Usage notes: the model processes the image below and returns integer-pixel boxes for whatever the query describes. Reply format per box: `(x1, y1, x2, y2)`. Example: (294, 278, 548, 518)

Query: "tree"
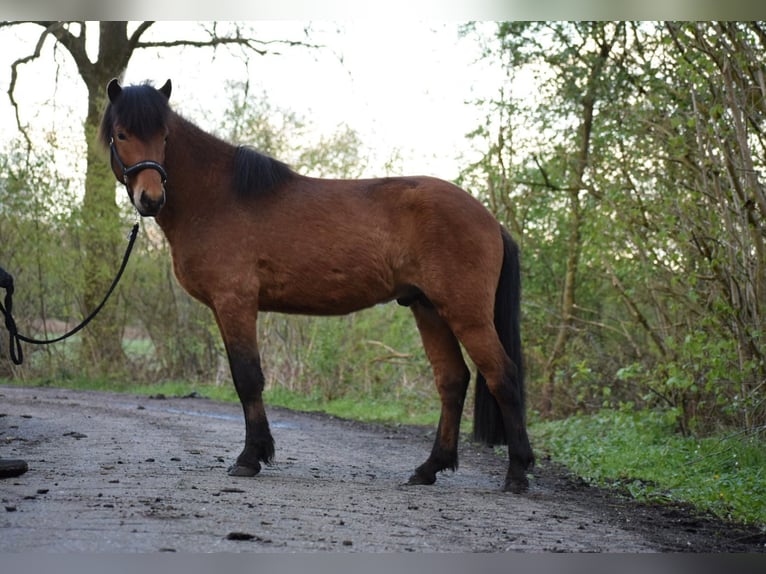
(464, 21, 766, 433)
(535, 22, 623, 417)
(223, 82, 369, 178)
(3, 21, 311, 373)
(464, 22, 626, 417)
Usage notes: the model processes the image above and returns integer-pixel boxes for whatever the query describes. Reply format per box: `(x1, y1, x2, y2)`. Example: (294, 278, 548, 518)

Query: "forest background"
(1, 22, 764, 525)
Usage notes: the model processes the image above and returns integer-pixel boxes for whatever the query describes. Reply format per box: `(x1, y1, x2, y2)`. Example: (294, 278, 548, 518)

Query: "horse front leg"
(226, 345, 275, 476)
(213, 301, 275, 477)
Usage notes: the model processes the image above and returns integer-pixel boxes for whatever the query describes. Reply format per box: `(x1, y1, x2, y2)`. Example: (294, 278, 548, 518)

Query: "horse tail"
(473, 227, 524, 446)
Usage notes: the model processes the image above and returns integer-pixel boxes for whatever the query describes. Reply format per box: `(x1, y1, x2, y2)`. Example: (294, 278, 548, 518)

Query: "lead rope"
(0, 223, 140, 365)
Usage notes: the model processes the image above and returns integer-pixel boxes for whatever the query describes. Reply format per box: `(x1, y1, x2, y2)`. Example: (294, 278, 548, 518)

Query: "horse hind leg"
(455, 322, 534, 493)
(407, 300, 471, 486)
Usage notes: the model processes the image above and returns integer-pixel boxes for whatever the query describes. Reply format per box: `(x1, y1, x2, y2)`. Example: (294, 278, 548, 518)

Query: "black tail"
(473, 227, 525, 446)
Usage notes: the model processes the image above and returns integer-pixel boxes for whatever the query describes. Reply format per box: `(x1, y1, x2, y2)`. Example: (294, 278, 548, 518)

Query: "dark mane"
(99, 82, 171, 146)
(234, 145, 296, 196)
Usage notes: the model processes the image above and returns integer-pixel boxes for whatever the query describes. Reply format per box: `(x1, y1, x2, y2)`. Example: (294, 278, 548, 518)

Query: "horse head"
(102, 78, 172, 217)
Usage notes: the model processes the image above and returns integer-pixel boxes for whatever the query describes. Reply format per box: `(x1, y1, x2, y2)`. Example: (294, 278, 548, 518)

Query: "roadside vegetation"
(532, 408, 766, 526)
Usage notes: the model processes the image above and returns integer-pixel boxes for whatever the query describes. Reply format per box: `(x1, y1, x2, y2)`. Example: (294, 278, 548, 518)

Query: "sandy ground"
(1, 385, 763, 553)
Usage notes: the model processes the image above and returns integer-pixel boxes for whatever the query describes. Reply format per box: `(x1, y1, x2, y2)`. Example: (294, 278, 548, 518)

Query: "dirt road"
(1, 385, 763, 552)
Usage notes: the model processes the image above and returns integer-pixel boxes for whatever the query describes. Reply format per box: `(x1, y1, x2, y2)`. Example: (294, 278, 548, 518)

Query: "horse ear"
(107, 78, 122, 103)
(159, 79, 172, 100)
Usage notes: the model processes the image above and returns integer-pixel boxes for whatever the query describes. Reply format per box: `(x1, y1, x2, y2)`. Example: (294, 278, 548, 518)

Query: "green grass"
(1, 376, 236, 403)
(530, 409, 766, 527)
(265, 385, 441, 426)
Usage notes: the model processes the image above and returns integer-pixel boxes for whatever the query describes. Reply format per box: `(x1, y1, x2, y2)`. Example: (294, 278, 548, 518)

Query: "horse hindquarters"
(404, 221, 532, 492)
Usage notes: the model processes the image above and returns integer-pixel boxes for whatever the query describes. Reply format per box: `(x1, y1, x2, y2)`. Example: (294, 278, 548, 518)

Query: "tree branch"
(135, 22, 320, 58)
(44, 21, 89, 71)
(7, 22, 65, 154)
(532, 154, 562, 191)
(128, 21, 155, 50)
(136, 36, 315, 56)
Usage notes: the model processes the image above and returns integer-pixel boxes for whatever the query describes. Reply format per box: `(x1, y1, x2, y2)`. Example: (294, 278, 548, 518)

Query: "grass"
(530, 408, 766, 527)
(3, 375, 763, 527)
(266, 385, 441, 426)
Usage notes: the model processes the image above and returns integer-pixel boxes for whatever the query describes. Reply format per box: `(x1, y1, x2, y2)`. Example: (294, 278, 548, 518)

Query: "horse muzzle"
(132, 186, 166, 217)
(111, 139, 168, 217)
(123, 161, 168, 216)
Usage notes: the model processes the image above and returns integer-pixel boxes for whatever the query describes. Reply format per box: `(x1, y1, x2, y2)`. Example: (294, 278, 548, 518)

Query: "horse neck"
(156, 113, 235, 234)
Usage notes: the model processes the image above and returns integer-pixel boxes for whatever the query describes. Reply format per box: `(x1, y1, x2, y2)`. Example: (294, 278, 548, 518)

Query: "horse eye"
(116, 132, 127, 141)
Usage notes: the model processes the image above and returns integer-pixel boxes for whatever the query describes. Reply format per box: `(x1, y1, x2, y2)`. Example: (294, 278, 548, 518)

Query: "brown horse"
(100, 79, 534, 492)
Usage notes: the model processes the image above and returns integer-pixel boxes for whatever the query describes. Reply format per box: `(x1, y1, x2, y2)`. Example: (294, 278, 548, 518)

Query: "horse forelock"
(99, 83, 171, 147)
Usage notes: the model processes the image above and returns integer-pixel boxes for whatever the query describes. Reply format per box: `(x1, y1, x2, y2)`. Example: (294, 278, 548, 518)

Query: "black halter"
(110, 138, 168, 186)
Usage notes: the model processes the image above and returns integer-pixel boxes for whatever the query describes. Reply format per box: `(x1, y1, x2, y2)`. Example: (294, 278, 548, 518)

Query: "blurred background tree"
(460, 21, 765, 434)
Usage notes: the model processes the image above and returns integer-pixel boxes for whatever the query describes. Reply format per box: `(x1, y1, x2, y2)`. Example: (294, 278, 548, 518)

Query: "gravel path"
(1, 385, 763, 552)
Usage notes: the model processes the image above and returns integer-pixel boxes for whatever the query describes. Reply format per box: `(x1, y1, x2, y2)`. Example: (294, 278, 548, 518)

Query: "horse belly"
(256, 258, 396, 316)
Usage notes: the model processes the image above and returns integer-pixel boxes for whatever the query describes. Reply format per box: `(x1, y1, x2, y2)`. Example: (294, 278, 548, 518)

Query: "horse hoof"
(227, 463, 260, 477)
(503, 475, 529, 494)
(406, 471, 436, 486)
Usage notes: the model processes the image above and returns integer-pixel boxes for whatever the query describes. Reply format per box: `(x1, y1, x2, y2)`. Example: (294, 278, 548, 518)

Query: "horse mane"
(98, 82, 171, 147)
(233, 145, 296, 197)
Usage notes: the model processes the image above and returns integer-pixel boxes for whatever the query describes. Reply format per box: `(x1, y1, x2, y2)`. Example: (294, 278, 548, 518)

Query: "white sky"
(0, 21, 502, 182)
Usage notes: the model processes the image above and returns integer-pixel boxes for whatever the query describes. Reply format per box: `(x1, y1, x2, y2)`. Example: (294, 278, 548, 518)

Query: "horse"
(100, 78, 534, 493)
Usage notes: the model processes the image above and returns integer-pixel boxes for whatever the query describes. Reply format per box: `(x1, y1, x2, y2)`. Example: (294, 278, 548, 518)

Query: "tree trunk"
(78, 83, 126, 371)
(541, 190, 582, 416)
(74, 23, 135, 372)
(540, 25, 617, 417)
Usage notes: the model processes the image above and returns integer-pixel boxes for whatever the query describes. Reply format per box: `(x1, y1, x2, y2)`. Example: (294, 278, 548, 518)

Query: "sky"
(0, 21, 502, 183)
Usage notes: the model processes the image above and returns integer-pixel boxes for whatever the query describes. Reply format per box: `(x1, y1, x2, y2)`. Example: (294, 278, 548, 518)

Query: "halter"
(110, 138, 168, 186)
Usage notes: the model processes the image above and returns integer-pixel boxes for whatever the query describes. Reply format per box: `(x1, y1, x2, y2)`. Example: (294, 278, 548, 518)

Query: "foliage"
(0, 141, 85, 378)
(460, 22, 766, 435)
(532, 408, 766, 526)
(259, 305, 433, 402)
